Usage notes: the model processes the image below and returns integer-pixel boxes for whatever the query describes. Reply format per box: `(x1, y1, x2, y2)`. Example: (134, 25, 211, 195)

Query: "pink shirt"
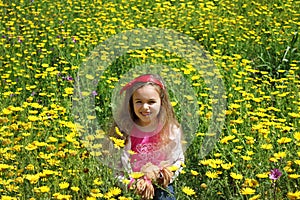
(130, 125, 166, 171)
(121, 124, 185, 178)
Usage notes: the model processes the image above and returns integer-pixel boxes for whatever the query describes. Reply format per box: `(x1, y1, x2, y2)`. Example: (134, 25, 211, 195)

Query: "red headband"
(120, 74, 165, 94)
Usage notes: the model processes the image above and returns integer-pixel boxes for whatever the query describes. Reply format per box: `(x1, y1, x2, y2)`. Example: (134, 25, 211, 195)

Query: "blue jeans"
(153, 184, 176, 200)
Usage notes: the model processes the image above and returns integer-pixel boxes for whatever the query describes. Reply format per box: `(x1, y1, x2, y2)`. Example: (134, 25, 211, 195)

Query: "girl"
(112, 74, 184, 200)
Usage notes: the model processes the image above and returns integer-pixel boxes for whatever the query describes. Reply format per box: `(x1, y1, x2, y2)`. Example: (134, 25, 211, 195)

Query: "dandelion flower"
(288, 174, 300, 179)
(205, 171, 219, 179)
(249, 194, 261, 200)
(129, 172, 144, 179)
(182, 186, 196, 196)
(287, 191, 300, 199)
(277, 137, 292, 144)
(115, 126, 123, 137)
(110, 137, 125, 149)
(109, 187, 121, 196)
(191, 170, 199, 176)
(230, 172, 243, 180)
(93, 178, 103, 185)
(256, 173, 269, 179)
(240, 187, 256, 195)
(71, 186, 80, 192)
(59, 182, 69, 189)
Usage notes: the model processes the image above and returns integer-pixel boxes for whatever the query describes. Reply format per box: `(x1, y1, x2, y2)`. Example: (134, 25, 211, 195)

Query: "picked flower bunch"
(127, 162, 176, 200)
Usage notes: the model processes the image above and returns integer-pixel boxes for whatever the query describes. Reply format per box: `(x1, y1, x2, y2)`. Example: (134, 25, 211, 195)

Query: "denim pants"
(153, 184, 176, 200)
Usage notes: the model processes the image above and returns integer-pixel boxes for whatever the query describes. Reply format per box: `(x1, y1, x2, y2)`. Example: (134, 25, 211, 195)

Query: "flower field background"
(0, 0, 300, 199)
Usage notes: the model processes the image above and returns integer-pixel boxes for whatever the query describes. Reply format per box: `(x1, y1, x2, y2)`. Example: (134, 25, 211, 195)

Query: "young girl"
(112, 74, 184, 200)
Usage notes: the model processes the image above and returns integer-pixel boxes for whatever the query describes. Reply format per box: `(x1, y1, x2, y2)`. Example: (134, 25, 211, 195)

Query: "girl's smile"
(132, 85, 161, 127)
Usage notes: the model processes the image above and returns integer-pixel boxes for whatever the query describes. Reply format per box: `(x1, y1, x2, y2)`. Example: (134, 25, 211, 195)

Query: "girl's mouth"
(141, 112, 151, 116)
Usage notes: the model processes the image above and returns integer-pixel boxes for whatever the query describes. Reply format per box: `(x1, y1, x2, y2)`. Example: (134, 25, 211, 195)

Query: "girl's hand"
(130, 176, 155, 200)
(158, 167, 174, 188)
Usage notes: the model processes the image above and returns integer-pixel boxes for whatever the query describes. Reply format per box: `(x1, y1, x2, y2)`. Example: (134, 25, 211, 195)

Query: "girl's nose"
(142, 103, 149, 109)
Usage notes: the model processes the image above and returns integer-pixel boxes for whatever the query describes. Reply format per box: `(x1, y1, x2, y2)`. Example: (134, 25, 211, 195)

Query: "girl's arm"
(114, 138, 133, 186)
(167, 124, 185, 182)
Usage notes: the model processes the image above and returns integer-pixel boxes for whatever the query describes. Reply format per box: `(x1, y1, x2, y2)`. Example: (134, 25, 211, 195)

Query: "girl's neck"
(135, 118, 159, 132)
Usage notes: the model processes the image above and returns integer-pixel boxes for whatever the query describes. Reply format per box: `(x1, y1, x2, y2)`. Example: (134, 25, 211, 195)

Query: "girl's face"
(132, 84, 161, 127)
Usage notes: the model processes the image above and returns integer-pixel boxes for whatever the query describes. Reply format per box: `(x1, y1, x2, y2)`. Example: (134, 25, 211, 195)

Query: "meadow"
(0, 0, 300, 199)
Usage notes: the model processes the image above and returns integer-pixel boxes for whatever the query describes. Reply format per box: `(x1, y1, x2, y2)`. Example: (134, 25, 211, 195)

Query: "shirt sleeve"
(111, 137, 132, 182)
(121, 138, 133, 174)
(167, 124, 185, 181)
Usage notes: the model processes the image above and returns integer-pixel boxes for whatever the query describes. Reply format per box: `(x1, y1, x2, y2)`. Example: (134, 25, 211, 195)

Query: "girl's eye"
(148, 101, 156, 104)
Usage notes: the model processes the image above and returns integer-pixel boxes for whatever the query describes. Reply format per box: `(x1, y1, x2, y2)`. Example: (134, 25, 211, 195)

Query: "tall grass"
(0, 0, 299, 199)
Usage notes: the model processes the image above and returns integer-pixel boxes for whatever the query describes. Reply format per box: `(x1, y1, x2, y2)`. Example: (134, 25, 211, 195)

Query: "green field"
(0, 0, 299, 199)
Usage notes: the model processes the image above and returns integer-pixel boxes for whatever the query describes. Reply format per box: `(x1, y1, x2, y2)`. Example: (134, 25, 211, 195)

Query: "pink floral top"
(121, 123, 184, 180)
(130, 125, 166, 172)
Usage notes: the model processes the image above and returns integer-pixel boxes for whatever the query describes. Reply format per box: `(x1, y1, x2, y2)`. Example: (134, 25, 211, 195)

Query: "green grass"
(0, 0, 299, 199)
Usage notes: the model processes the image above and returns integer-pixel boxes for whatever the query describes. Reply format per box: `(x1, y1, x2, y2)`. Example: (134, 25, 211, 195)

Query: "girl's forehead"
(132, 85, 160, 98)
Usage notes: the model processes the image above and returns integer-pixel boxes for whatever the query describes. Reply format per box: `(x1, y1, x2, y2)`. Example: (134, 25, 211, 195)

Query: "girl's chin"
(137, 120, 151, 126)
(136, 117, 155, 126)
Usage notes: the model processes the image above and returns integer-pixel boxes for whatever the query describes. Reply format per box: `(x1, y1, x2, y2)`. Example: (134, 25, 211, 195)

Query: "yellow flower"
(115, 126, 123, 137)
(230, 172, 243, 180)
(46, 136, 58, 143)
(277, 137, 292, 144)
(274, 152, 286, 159)
(118, 197, 133, 200)
(294, 132, 300, 141)
(64, 87, 74, 95)
(25, 143, 38, 151)
(288, 112, 300, 118)
(25, 164, 35, 171)
(86, 197, 97, 200)
(55, 194, 72, 200)
(288, 174, 300, 179)
(129, 172, 144, 179)
(127, 150, 137, 155)
(93, 178, 103, 185)
(28, 115, 39, 122)
(260, 144, 273, 150)
(59, 182, 69, 189)
(122, 179, 131, 185)
(34, 186, 50, 193)
(168, 165, 179, 172)
(220, 135, 235, 144)
(249, 194, 261, 200)
(241, 155, 252, 161)
(221, 162, 235, 170)
(256, 173, 269, 178)
(1, 196, 18, 200)
(205, 171, 219, 179)
(182, 186, 196, 196)
(108, 187, 121, 196)
(287, 191, 300, 199)
(191, 170, 199, 176)
(71, 186, 80, 192)
(240, 187, 256, 195)
(0, 164, 14, 170)
(90, 188, 103, 197)
(109, 137, 125, 149)
(243, 178, 259, 187)
(171, 101, 177, 106)
(87, 115, 96, 120)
